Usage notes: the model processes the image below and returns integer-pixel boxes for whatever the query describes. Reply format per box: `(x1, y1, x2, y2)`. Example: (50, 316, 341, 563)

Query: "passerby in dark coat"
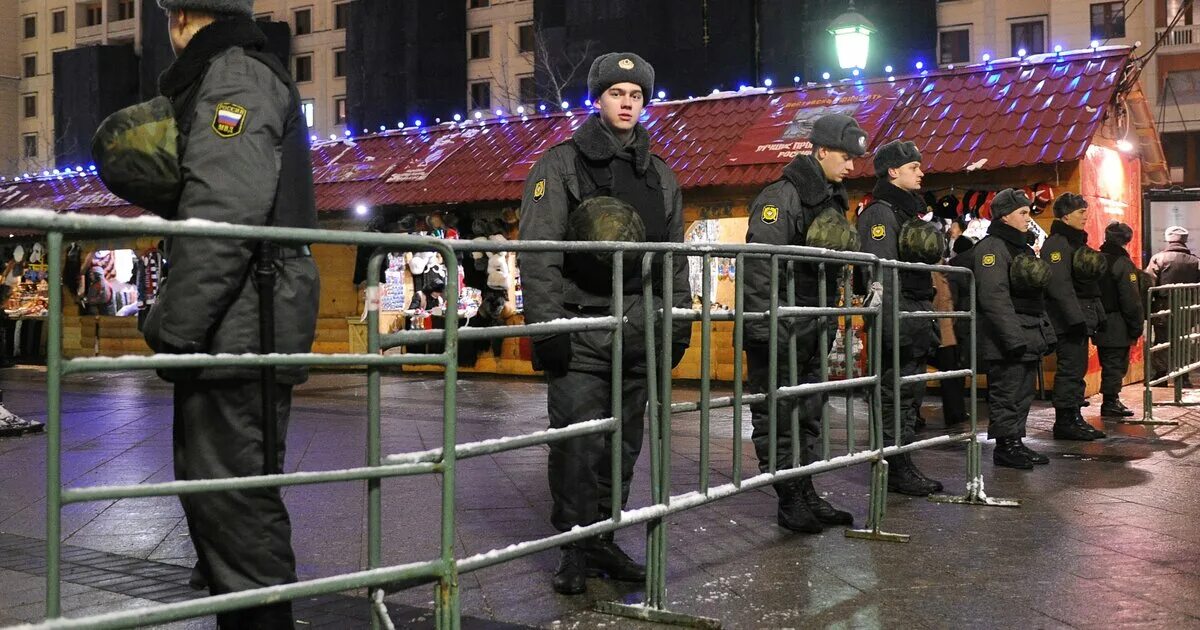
(518, 52, 691, 596)
(1145, 226, 1200, 383)
(855, 140, 944, 496)
(972, 189, 1057, 470)
(743, 114, 866, 534)
(1094, 222, 1143, 417)
(1040, 193, 1107, 441)
(138, 3, 320, 627)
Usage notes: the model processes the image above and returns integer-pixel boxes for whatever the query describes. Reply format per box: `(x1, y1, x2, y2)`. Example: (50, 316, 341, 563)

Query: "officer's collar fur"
(871, 179, 923, 219)
(987, 219, 1033, 250)
(1164, 242, 1193, 254)
(1050, 219, 1088, 246)
(782, 154, 848, 208)
(572, 114, 652, 175)
(1101, 240, 1130, 258)
(159, 17, 268, 98)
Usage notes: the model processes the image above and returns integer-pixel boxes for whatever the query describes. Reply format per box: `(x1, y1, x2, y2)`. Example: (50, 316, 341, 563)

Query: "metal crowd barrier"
(2, 208, 1009, 630)
(1141, 282, 1200, 425)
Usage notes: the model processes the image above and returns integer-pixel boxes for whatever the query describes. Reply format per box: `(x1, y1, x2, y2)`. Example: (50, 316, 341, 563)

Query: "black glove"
(670, 343, 688, 369)
(533, 334, 572, 374)
(1067, 322, 1088, 338)
(1006, 343, 1028, 359)
(1128, 325, 1143, 340)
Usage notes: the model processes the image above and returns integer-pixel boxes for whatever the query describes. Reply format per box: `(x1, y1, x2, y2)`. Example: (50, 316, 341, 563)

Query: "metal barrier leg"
(846, 457, 910, 543)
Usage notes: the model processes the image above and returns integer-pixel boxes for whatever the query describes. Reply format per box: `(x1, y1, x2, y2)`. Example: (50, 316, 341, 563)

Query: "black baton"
(256, 243, 279, 476)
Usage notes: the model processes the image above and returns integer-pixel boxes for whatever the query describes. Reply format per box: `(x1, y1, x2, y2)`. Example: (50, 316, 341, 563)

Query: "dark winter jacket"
(142, 18, 320, 384)
(743, 154, 852, 346)
(973, 221, 1056, 362)
(518, 114, 690, 372)
(1041, 220, 1106, 337)
(856, 179, 937, 352)
(1094, 241, 1144, 347)
(1145, 242, 1200, 287)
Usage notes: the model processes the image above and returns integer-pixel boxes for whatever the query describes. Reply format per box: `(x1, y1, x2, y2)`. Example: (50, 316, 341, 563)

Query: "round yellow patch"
(871, 224, 885, 240)
(1130, 272, 1138, 282)
(761, 205, 779, 224)
(981, 254, 996, 267)
(533, 179, 546, 202)
(1049, 251, 1062, 263)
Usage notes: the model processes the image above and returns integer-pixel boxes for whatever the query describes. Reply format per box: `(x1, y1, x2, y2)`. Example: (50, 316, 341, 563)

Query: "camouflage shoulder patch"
(870, 224, 885, 240)
(981, 253, 996, 268)
(212, 102, 247, 138)
(761, 204, 779, 224)
(532, 178, 546, 202)
(1049, 251, 1062, 263)
(1130, 272, 1138, 283)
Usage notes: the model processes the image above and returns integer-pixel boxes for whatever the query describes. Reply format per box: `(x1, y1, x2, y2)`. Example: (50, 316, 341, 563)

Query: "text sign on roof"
(725, 83, 902, 166)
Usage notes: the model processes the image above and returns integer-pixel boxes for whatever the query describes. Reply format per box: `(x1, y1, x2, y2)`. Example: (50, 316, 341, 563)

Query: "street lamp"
(828, 0, 876, 70)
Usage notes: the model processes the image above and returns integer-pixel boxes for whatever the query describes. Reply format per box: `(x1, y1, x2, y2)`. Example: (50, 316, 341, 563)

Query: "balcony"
(108, 17, 135, 37)
(1156, 24, 1200, 52)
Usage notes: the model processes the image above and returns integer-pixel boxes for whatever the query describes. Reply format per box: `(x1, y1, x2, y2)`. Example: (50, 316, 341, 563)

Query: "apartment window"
(334, 2, 350, 29)
(24, 15, 36, 38)
(470, 30, 491, 59)
(519, 76, 536, 105)
(469, 0, 490, 8)
(23, 94, 37, 118)
(938, 28, 970, 65)
(334, 49, 346, 77)
(1011, 19, 1045, 55)
(470, 81, 491, 110)
(294, 54, 312, 82)
(255, 12, 273, 21)
(518, 23, 535, 53)
(334, 97, 347, 125)
(23, 55, 36, 78)
(294, 8, 312, 35)
(115, 0, 134, 21)
(1091, 2, 1125, 40)
(23, 134, 38, 159)
(84, 3, 103, 27)
(52, 10, 66, 33)
(301, 100, 314, 127)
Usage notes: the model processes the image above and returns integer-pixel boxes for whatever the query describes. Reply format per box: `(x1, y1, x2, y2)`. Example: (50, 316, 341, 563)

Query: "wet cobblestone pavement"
(1, 367, 1198, 628)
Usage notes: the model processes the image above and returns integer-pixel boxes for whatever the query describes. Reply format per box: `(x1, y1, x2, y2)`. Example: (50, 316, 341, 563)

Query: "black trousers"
(881, 347, 929, 446)
(547, 369, 648, 532)
(174, 379, 296, 629)
(935, 345, 968, 424)
(985, 359, 1038, 439)
(1097, 345, 1131, 398)
(1052, 333, 1088, 410)
(746, 339, 826, 473)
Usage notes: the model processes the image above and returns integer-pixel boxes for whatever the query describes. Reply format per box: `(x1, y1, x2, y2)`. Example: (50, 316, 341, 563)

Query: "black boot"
(1075, 409, 1107, 439)
(886, 455, 940, 496)
(552, 545, 587, 595)
(1081, 399, 1091, 407)
(1016, 439, 1049, 465)
(1101, 397, 1135, 418)
(775, 480, 823, 534)
(798, 476, 852, 526)
(1053, 407, 1095, 441)
(584, 534, 645, 582)
(906, 453, 944, 492)
(993, 437, 1034, 469)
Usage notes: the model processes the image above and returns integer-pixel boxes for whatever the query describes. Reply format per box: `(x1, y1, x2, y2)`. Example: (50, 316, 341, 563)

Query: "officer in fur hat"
(1094, 222, 1143, 416)
(742, 113, 866, 534)
(972, 189, 1057, 469)
(108, 1, 322, 625)
(856, 140, 945, 496)
(518, 51, 691, 595)
(1145, 226, 1200, 383)
(1040, 193, 1108, 441)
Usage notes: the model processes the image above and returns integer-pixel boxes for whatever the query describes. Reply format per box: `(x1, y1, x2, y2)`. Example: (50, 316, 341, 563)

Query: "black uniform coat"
(1094, 240, 1145, 348)
(1041, 220, 1106, 337)
(973, 221, 1056, 362)
(743, 154, 849, 348)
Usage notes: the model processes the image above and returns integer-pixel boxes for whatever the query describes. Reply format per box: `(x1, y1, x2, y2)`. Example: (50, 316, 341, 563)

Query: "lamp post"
(828, 0, 876, 70)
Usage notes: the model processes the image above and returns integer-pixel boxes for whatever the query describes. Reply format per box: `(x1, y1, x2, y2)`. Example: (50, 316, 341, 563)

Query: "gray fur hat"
(157, 0, 254, 17)
(873, 140, 921, 176)
(990, 188, 1033, 219)
(1104, 222, 1133, 246)
(809, 114, 869, 157)
(588, 52, 655, 100)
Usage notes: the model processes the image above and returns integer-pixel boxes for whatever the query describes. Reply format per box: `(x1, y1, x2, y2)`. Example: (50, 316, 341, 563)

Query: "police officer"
(1040, 193, 1107, 441)
(856, 140, 944, 496)
(1145, 226, 1200, 383)
(973, 190, 1057, 469)
(743, 114, 865, 533)
(142, 2, 320, 626)
(1094, 222, 1143, 416)
(518, 52, 691, 595)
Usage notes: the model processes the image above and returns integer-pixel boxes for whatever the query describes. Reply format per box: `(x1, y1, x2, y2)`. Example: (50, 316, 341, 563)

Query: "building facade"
(465, 0, 535, 115)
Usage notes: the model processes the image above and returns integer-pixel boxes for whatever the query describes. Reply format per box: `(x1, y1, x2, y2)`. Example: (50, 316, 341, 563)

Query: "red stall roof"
(0, 46, 1156, 217)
